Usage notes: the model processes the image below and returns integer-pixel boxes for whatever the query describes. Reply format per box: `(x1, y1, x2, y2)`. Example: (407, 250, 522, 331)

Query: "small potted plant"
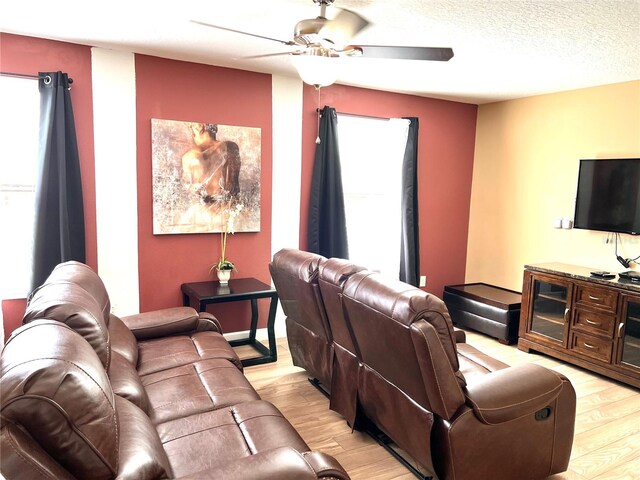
(215, 259, 235, 285)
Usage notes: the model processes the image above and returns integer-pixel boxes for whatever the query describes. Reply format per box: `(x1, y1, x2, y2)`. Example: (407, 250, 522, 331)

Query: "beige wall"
(467, 81, 640, 292)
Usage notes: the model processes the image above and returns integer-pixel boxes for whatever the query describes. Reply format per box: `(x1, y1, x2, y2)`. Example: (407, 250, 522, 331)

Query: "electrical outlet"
(419, 275, 426, 287)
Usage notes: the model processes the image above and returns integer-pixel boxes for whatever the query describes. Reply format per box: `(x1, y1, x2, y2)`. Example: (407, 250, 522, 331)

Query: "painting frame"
(151, 118, 261, 235)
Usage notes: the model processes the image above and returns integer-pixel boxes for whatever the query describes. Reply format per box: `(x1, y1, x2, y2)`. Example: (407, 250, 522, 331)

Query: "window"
(337, 115, 409, 277)
(0, 76, 39, 298)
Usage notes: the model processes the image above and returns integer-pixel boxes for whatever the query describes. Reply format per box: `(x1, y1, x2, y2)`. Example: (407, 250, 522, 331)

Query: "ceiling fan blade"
(354, 45, 454, 61)
(243, 51, 301, 59)
(191, 20, 295, 46)
(320, 8, 370, 47)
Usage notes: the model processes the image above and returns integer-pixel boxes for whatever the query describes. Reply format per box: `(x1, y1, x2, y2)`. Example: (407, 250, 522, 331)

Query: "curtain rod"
(316, 108, 390, 121)
(0, 71, 74, 84)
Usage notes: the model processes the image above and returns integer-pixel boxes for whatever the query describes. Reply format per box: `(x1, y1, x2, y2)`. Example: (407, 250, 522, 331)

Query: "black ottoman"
(443, 283, 522, 345)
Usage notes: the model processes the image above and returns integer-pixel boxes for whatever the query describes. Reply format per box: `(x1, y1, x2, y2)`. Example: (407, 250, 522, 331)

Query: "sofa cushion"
(177, 447, 349, 480)
(141, 359, 260, 424)
(457, 343, 509, 383)
(108, 314, 139, 366)
(23, 281, 112, 370)
(115, 395, 173, 480)
(156, 400, 309, 478)
(109, 350, 151, 414)
(136, 331, 242, 375)
(1, 321, 118, 480)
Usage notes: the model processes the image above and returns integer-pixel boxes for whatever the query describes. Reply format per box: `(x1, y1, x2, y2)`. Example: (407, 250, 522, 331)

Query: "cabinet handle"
(564, 308, 569, 322)
(583, 342, 597, 349)
(588, 294, 601, 301)
(585, 319, 600, 326)
(618, 323, 625, 338)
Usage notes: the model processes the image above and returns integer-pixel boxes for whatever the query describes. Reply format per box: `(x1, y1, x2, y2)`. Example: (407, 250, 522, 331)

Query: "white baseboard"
(224, 328, 268, 342)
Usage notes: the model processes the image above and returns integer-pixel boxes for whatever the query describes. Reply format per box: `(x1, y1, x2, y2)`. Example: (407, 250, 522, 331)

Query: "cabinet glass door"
(620, 299, 640, 370)
(529, 278, 569, 344)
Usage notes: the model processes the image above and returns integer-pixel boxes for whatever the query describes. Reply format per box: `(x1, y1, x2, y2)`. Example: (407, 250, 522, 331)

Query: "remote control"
(590, 271, 616, 279)
(619, 271, 640, 282)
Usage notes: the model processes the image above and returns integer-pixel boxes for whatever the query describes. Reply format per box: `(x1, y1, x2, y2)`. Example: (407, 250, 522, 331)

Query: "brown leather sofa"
(271, 249, 576, 480)
(1, 261, 350, 480)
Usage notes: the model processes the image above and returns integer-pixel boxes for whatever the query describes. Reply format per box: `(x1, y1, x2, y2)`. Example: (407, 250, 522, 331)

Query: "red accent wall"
(1, 33, 97, 340)
(300, 84, 477, 297)
(2, 299, 27, 343)
(1, 33, 474, 337)
(134, 55, 273, 331)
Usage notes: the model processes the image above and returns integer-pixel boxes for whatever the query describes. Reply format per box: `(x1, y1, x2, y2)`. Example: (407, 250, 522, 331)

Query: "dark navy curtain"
(399, 117, 420, 286)
(307, 106, 349, 259)
(31, 72, 85, 290)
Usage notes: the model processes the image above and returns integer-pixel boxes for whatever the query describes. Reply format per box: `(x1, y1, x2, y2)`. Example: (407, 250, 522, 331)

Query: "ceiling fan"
(192, 0, 453, 85)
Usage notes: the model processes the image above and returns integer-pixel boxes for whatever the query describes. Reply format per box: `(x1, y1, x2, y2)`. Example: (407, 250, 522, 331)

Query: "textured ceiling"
(1, 0, 639, 104)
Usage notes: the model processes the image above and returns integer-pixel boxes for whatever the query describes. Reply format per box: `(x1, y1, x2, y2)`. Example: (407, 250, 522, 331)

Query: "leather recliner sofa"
(341, 270, 576, 480)
(270, 249, 576, 480)
(0, 261, 350, 480)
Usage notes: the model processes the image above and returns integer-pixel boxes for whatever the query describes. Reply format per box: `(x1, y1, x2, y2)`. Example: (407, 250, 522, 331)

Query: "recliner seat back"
(317, 258, 365, 426)
(341, 271, 468, 474)
(23, 280, 112, 370)
(317, 258, 364, 353)
(269, 249, 333, 387)
(43, 261, 112, 323)
(342, 271, 466, 417)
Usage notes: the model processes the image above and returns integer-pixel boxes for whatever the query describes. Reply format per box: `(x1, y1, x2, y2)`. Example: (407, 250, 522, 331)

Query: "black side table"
(181, 277, 279, 367)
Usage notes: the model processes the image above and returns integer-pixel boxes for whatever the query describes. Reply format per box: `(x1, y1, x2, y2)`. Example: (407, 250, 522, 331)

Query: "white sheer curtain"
(337, 115, 410, 277)
(0, 76, 39, 298)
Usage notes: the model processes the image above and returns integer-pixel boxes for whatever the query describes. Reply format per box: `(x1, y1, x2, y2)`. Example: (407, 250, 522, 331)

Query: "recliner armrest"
(464, 363, 563, 424)
(120, 307, 222, 339)
(453, 328, 466, 343)
(175, 447, 350, 479)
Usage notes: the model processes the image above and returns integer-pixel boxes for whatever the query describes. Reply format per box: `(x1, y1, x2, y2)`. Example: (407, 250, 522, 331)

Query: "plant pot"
(217, 269, 231, 285)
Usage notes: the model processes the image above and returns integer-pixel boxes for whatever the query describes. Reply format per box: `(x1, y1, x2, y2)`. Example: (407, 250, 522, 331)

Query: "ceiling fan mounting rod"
(313, 0, 335, 18)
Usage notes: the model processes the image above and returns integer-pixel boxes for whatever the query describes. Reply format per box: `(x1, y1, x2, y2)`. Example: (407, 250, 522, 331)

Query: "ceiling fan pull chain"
(315, 85, 322, 144)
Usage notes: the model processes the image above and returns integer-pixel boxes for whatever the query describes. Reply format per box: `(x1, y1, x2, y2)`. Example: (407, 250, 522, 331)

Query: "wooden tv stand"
(518, 263, 640, 388)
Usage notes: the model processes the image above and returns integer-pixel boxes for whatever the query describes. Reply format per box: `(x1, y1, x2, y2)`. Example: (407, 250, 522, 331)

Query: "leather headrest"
(343, 271, 459, 370)
(270, 248, 325, 283)
(23, 281, 111, 370)
(318, 257, 365, 287)
(1, 320, 118, 479)
(45, 261, 111, 325)
(318, 258, 366, 351)
(269, 248, 330, 340)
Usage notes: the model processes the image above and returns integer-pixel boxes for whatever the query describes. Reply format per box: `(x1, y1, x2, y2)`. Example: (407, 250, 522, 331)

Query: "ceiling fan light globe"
(292, 49, 341, 87)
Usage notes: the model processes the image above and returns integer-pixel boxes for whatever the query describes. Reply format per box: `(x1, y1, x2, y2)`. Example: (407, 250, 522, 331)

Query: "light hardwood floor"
(236, 330, 640, 480)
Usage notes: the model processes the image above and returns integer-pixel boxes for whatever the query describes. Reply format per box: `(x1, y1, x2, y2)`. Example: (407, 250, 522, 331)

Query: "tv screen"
(573, 158, 640, 235)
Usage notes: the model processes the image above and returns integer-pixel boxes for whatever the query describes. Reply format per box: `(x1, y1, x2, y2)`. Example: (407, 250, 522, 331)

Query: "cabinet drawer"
(575, 285, 618, 313)
(573, 309, 616, 337)
(570, 331, 613, 363)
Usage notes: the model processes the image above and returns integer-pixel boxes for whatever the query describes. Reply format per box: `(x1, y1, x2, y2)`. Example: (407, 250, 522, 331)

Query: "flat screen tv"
(573, 158, 640, 235)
